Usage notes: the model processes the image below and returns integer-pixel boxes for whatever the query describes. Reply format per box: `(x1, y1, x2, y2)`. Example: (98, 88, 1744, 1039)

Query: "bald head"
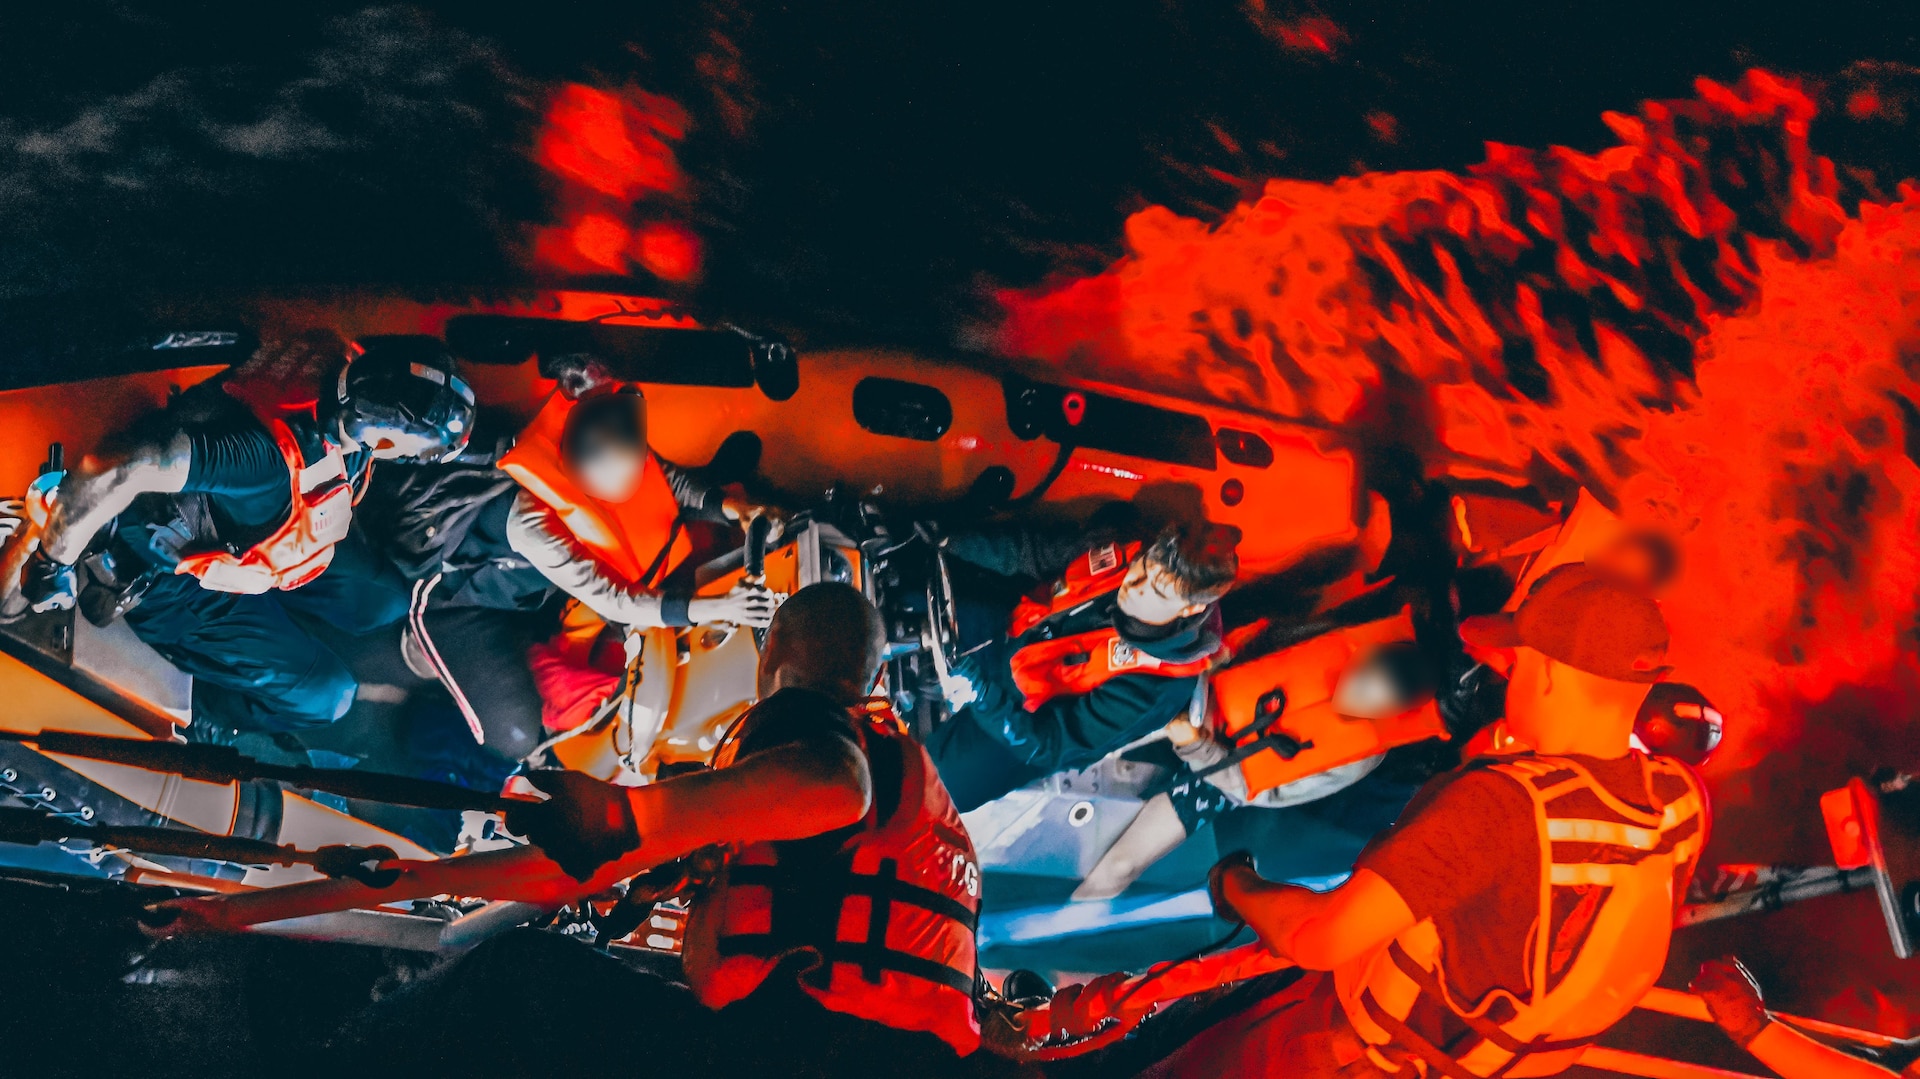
(757, 582, 887, 703)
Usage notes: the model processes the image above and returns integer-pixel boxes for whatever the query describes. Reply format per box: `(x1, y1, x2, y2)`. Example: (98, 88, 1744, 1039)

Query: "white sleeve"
(505, 488, 668, 628)
(1243, 754, 1385, 809)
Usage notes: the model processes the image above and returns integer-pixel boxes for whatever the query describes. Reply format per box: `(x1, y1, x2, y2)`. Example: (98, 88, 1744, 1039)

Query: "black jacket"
(961, 594, 1221, 776)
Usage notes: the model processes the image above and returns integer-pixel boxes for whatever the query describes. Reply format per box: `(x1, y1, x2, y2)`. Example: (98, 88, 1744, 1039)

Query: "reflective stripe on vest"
(173, 418, 354, 594)
(685, 704, 983, 1055)
(1208, 608, 1443, 798)
(1334, 752, 1705, 1078)
(498, 390, 692, 589)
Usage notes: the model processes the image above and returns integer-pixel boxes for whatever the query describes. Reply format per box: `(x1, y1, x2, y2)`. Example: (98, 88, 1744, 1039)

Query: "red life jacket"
(173, 406, 355, 595)
(683, 702, 983, 1055)
(1006, 542, 1220, 712)
(498, 389, 693, 589)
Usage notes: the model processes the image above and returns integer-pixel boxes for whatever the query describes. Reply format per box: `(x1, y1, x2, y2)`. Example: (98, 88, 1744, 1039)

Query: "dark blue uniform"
(115, 383, 407, 736)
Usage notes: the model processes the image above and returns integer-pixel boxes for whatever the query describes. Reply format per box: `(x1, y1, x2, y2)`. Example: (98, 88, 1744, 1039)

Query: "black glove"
(504, 770, 642, 883)
(21, 549, 78, 614)
(1207, 850, 1257, 923)
(1690, 957, 1772, 1049)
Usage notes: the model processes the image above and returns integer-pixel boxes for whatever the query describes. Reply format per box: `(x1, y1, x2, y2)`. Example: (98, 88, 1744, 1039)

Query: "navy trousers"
(124, 532, 409, 735)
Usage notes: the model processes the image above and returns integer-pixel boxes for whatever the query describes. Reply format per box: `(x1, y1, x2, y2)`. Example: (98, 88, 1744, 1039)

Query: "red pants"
(1142, 972, 1382, 1079)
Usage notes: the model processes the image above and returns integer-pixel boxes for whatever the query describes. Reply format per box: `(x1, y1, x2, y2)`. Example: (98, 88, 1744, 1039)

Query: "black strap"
(1191, 687, 1315, 781)
(719, 853, 978, 996)
(1359, 991, 1485, 1079)
(819, 943, 978, 997)
(864, 858, 898, 984)
(637, 516, 687, 589)
(1385, 943, 1592, 1061)
(728, 863, 979, 929)
(714, 936, 977, 997)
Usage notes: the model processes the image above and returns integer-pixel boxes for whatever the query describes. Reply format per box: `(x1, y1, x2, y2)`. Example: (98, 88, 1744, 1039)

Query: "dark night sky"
(0, 1, 1916, 354)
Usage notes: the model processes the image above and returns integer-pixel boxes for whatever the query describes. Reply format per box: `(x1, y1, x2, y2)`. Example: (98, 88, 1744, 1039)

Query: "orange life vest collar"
(498, 389, 692, 589)
(1009, 540, 1138, 638)
(173, 405, 355, 595)
(686, 700, 983, 1055)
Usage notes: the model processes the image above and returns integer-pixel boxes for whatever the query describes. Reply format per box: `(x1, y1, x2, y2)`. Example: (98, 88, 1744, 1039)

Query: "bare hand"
(1165, 717, 1204, 747)
(502, 770, 641, 883)
(689, 582, 777, 628)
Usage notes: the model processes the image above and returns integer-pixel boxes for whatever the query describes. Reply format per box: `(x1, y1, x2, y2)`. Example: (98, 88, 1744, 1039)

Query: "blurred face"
(1333, 654, 1408, 719)
(573, 443, 645, 503)
(1590, 531, 1675, 592)
(1115, 559, 1209, 626)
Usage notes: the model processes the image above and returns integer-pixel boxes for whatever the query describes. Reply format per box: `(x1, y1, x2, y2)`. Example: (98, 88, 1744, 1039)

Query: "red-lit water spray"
(529, 83, 703, 282)
(996, 71, 1920, 775)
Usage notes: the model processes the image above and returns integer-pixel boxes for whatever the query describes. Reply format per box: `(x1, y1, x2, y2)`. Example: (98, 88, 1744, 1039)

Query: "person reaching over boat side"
(328, 584, 1016, 1079)
(1139, 562, 1706, 1078)
(1691, 958, 1918, 1078)
(3, 332, 472, 742)
(923, 521, 1240, 812)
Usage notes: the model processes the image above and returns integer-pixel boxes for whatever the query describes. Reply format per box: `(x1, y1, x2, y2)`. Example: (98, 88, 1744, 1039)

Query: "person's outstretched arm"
(1746, 1024, 1899, 1079)
(506, 708, 873, 884)
(1213, 862, 1416, 970)
(40, 432, 193, 564)
(1692, 958, 1900, 1078)
(505, 490, 773, 627)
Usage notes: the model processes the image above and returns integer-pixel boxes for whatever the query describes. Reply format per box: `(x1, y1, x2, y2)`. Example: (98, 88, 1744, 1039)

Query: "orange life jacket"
(684, 701, 983, 1055)
(1334, 752, 1706, 1078)
(498, 389, 693, 590)
(1006, 542, 1220, 712)
(173, 410, 355, 595)
(1208, 608, 1448, 798)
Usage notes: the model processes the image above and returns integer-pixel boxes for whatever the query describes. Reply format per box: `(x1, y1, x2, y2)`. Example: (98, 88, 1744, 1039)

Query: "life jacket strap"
(1191, 687, 1315, 780)
(726, 860, 980, 930)
(1357, 991, 1486, 1079)
(719, 852, 978, 995)
(1385, 942, 1591, 1061)
(715, 936, 979, 997)
(635, 515, 687, 589)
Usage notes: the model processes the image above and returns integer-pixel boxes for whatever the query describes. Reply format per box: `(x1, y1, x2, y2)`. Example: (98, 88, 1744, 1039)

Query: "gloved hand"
(1047, 971, 1148, 1041)
(21, 549, 77, 613)
(504, 770, 642, 883)
(1207, 850, 1258, 923)
(1689, 957, 1772, 1048)
(943, 648, 998, 712)
(939, 667, 979, 709)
